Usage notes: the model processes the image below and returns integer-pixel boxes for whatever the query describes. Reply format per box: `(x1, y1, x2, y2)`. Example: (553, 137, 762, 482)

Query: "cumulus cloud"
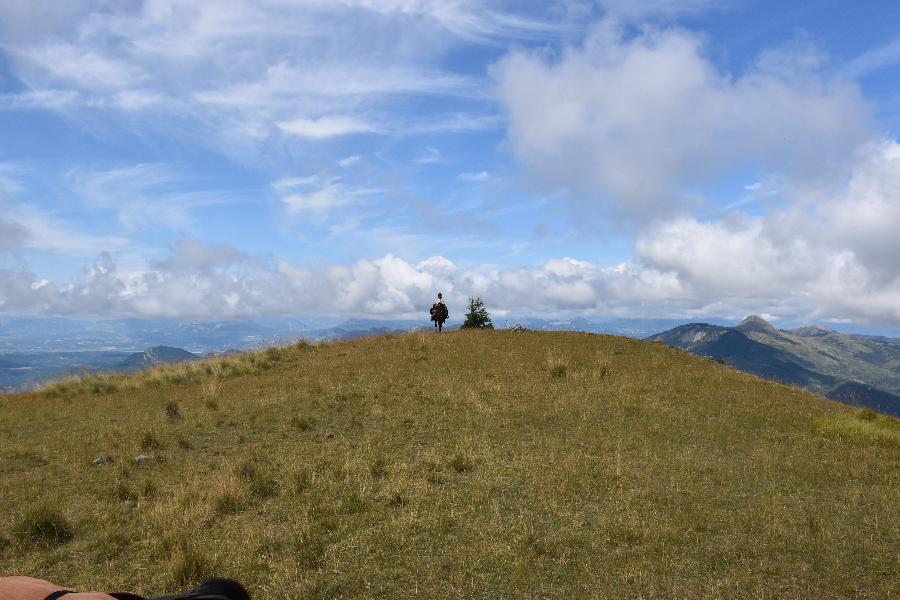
(0, 240, 673, 319)
(635, 140, 900, 323)
(493, 21, 873, 219)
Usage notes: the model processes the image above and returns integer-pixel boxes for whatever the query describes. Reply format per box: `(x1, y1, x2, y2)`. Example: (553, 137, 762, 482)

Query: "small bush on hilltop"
(460, 296, 493, 329)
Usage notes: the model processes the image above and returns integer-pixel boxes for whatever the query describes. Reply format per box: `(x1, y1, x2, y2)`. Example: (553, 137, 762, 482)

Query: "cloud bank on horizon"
(1, 0, 900, 326)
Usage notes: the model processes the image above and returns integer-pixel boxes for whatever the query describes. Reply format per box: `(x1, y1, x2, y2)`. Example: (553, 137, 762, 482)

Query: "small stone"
(133, 453, 151, 463)
(92, 455, 112, 466)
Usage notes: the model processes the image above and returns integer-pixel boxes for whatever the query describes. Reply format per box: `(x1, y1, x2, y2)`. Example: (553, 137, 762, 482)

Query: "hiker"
(429, 292, 449, 333)
(0, 576, 250, 600)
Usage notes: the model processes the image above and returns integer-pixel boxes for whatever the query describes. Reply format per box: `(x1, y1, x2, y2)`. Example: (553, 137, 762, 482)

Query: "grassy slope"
(0, 331, 897, 599)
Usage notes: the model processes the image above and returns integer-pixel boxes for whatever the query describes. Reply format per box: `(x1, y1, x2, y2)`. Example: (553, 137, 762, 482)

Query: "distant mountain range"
(647, 316, 900, 417)
(4, 314, 900, 409)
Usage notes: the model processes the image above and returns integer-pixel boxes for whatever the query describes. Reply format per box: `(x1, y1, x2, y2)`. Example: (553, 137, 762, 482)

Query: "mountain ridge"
(648, 316, 900, 417)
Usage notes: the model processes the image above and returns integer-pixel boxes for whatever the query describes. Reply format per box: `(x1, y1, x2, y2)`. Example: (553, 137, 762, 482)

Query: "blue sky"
(1, 0, 900, 327)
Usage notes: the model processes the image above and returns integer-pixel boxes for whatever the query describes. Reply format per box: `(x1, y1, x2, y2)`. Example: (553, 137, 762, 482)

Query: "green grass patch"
(815, 411, 900, 447)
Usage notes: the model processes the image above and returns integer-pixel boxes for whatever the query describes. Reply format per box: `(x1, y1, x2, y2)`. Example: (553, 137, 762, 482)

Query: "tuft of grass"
(369, 457, 388, 479)
(387, 493, 408, 508)
(290, 468, 312, 495)
(140, 430, 162, 451)
(212, 476, 246, 516)
(165, 400, 182, 419)
(14, 506, 74, 546)
(548, 355, 568, 379)
(171, 541, 216, 588)
(290, 415, 315, 431)
(857, 408, 878, 422)
(342, 492, 368, 514)
(141, 480, 157, 498)
(293, 532, 328, 569)
(249, 475, 280, 500)
(114, 481, 138, 502)
(448, 452, 474, 474)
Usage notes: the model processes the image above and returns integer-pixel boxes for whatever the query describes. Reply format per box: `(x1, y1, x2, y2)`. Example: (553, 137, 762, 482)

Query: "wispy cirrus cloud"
(843, 36, 900, 79)
(273, 175, 380, 215)
(277, 116, 378, 139)
(0, 0, 543, 159)
(68, 164, 240, 231)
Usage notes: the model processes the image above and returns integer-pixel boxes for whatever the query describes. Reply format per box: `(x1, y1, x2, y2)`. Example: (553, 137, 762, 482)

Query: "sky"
(1, 0, 900, 328)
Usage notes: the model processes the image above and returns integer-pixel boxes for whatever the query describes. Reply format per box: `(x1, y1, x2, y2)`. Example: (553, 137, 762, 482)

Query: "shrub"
(460, 297, 493, 329)
(14, 507, 74, 546)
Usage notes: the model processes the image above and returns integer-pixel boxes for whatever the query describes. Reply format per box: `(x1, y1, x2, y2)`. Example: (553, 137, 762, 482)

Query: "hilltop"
(0, 331, 897, 598)
(649, 316, 900, 416)
(117, 346, 201, 373)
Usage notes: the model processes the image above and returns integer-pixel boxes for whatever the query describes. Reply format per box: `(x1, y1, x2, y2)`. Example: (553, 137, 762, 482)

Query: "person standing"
(429, 292, 449, 333)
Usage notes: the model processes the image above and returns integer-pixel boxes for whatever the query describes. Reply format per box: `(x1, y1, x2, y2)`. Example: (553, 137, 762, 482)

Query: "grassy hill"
(0, 331, 898, 599)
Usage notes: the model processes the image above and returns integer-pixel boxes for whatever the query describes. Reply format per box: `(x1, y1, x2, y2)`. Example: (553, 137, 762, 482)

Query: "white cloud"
(0, 199, 126, 254)
(0, 0, 534, 158)
(277, 116, 377, 139)
(69, 164, 238, 231)
(414, 146, 444, 164)
(338, 155, 362, 168)
(634, 140, 900, 323)
(493, 21, 873, 220)
(843, 36, 900, 79)
(274, 177, 378, 215)
(458, 171, 490, 182)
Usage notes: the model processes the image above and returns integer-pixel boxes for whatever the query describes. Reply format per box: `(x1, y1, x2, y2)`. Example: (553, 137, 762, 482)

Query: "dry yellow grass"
(0, 331, 898, 598)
